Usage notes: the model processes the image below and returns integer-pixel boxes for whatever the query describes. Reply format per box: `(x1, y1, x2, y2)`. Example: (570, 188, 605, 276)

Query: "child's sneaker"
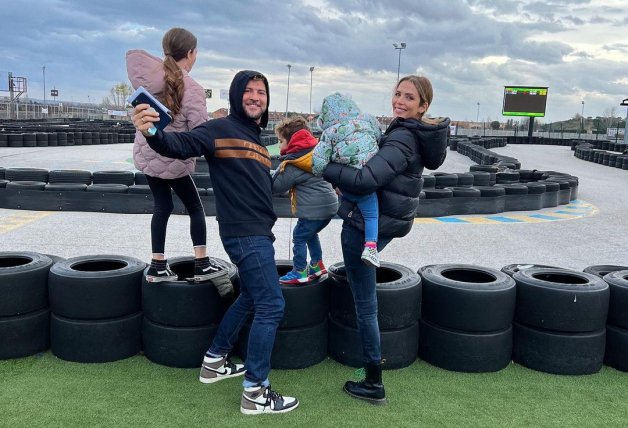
(187, 257, 226, 282)
(240, 385, 299, 415)
(361, 246, 380, 268)
(279, 269, 309, 285)
(308, 260, 328, 280)
(146, 264, 177, 283)
(199, 354, 245, 384)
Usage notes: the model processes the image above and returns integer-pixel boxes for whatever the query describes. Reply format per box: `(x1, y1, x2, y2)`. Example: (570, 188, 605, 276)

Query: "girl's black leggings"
(145, 174, 206, 254)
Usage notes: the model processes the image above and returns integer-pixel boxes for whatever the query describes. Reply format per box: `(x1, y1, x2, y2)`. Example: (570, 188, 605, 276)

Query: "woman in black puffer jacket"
(323, 75, 450, 405)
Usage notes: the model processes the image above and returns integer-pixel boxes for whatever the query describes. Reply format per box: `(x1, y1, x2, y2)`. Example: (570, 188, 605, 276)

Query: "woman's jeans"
(291, 218, 332, 271)
(341, 224, 390, 364)
(208, 235, 284, 386)
(341, 191, 378, 243)
(145, 174, 206, 254)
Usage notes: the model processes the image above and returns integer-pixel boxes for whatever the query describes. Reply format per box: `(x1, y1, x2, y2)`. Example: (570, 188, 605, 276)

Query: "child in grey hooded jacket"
(312, 92, 382, 267)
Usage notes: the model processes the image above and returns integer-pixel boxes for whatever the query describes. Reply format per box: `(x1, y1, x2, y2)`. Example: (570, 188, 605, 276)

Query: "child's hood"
(317, 92, 362, 130)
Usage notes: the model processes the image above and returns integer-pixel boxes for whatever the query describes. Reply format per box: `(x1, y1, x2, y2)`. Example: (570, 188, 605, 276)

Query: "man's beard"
(244, 103, 264, 120)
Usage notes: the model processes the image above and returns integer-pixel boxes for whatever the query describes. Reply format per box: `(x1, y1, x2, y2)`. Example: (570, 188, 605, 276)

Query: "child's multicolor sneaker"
(308, 260, 328, 280)
(279, 268, 309, 285)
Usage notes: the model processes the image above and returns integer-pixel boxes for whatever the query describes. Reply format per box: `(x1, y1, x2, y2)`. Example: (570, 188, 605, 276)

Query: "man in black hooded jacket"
(133, 70, 299, 415)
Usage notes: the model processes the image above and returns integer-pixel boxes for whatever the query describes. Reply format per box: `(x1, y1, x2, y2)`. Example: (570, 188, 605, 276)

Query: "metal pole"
(43, 66, 46, 106)
(309, 66, 314, 115)
(578, 100, 584, 139)
(285, 64, 291, 118)
(393, 43, 406, 82)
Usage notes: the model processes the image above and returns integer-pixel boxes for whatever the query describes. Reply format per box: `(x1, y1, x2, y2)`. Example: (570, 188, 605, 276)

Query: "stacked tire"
(327, 262, 421, 369)
(0, 252, 53, 359)
(238, 260, 329, 369)
(511, 268, 609, 375)
(598, 269, 628, 372)
(418, 264, 515, 372)
(49, 255, 145, 363)
(142, 256, 238, 368)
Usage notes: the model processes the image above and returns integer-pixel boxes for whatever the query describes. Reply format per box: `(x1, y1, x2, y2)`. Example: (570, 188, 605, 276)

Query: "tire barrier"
(0, 252, 53, 359)
(237, 260, 329, 369)
(512, 268, 609, 375)
(142, 256, 238, 368)
(601, 270, 628, 372)
(0, 161, 579, 218)
(327, 262, 421, 369)
(583, 265, 628, 278)
(0, 123, 136, 148)
(574, 141, 628, 170)
(49, 255, 146, 363)
(418, 264, 515, 372)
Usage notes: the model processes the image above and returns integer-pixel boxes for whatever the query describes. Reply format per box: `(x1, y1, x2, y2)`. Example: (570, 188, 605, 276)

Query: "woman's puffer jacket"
(126, 49, 209, 179)
(323, 116, 450, 238)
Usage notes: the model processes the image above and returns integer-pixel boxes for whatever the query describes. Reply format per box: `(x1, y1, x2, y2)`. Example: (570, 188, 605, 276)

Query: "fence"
(0, 100, 128, 121)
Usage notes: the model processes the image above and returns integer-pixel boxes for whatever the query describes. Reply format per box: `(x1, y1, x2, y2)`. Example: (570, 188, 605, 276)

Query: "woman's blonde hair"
(275, 116, 310, 141)
(162, 27, 197, 117)
(396, 75, 440, 124)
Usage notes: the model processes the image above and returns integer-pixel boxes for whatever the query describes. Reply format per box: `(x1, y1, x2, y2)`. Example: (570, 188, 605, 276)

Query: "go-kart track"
(0, 142, 624, 270)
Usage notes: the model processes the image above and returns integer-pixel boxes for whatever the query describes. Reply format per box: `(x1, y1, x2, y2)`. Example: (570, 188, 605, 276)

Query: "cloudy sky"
(1, 0, 627, 123)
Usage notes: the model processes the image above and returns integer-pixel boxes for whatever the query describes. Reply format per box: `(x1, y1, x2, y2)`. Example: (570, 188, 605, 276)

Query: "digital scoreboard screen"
(502, 86, 548, 117)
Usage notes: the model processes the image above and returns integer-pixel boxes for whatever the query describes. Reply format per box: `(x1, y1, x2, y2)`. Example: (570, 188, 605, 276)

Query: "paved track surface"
(1, 143, 626, 271)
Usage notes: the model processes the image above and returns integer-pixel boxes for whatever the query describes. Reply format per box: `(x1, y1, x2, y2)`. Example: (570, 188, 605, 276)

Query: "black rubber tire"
(432, 173, 458, 188)
(474, 186, 505, 197)
(0, 308, 50, 359)
(447, 187, 481, 197)
(418, 264, 515, 332)
(501, 263, 562, 277)
(128, 184, 151, 194)
(48, 169, 92, 185)
(6, 181, 46, 190)
(237, 317, 328, 369)
(5, 167, 49, 182)
(328, 315, 418, 369)
(0, 252, 53, 317)
(603, 270, 628, 329)
(418, 318, 512, 373)
(604, 324, 628, 372)
(583, 265, 628, 278)
(44, 183, 88, 191)
(134, 172, 148, 185)
(275, 260, 330, 329)
(92, 170, 135, 186)
(142, 256, 238, 327)
(86, 183, 129, 193)
(328, 261, 421, 330)
(142, 317, 217, 368)
(469, 171, 490, 186)
(49, 255, 146, 319)
(494, 183, 528, 195)
(512, 322, 605, 375)
(50, 312, 142, 363)
(422, 188, 453, 199)
(513, 268, 609, 332)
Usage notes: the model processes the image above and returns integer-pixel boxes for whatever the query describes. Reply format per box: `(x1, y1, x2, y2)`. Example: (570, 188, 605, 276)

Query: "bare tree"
(102, 83, 133, 109)
(602, 106, 618, 129)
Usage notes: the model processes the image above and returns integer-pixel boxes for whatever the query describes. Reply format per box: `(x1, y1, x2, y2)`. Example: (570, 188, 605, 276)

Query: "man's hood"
(229, 70, 270, 128)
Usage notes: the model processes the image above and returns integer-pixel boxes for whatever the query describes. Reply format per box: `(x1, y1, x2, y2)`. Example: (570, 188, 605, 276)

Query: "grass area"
(2, 352, 627, 427)
(267, 143, 279, 157)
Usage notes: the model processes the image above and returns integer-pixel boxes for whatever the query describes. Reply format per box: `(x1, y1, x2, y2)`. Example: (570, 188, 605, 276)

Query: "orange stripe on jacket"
(214, 138, 271, 168)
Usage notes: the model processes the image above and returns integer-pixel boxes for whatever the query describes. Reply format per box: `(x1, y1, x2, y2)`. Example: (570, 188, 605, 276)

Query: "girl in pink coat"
(126, 28, 224, 288)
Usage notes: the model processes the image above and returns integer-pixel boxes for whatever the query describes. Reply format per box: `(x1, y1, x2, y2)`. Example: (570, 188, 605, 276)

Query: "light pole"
(393, 42, 406, 82)
(621, 98, 628, 145)
(578, 100, 584, 139)
(476, 102, 480, 127)
(309, 66, 314, 115)
(42, 65, 46, 105)
(285, 64, 291, 118)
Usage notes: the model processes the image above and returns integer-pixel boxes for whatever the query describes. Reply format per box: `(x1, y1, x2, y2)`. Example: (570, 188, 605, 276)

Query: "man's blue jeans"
(341, 224, 390, 364)
(207, 235, 284, 386)
(291, 218, 332, 271)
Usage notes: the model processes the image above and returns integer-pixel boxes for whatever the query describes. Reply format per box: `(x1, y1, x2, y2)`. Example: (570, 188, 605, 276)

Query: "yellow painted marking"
(414, 218, 443, 224)
(461, 217, 505, 224)
(501, 215, 547, 223)
(0, 212, 54, 234)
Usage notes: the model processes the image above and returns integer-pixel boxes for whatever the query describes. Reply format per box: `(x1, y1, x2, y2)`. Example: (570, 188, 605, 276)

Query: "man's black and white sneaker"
(240, 385, 299, 415)
(145, 265, 177, 283)
(199, 355, 245, 384)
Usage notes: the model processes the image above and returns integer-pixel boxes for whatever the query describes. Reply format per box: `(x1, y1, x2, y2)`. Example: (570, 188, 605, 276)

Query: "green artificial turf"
(1, 352, 627, 427)
(267, 143, 280, 157)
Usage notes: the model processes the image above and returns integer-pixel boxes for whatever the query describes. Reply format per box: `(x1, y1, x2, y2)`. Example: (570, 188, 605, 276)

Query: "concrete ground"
(0, 143, 626, 272)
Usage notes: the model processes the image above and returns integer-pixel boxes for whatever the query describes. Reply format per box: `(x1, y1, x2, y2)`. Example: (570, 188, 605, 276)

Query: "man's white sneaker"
(240, 385, 299, 415)
(199, 355, 245, 384)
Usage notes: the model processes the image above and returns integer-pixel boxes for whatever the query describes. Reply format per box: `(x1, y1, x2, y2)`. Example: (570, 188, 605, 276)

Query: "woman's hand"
(131, 104, 160, 137)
